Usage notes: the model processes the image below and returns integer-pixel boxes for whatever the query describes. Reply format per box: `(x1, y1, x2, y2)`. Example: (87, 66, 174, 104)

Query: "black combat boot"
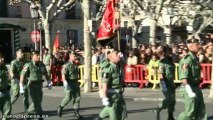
(153, 107, 161, 120)
(168, 113, 175, 120)
(57, 106, 63, 117)
(74, 109, 82, 119)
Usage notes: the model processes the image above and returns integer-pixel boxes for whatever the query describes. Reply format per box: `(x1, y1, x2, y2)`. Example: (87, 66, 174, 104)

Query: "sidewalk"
(43, 86, 213, 104)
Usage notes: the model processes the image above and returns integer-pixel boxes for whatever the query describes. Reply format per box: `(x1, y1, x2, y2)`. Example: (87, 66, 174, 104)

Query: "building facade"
(0, 1, 86, 63)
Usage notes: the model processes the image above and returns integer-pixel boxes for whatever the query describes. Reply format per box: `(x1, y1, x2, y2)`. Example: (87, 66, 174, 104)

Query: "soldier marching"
(0, 36, 209, 120)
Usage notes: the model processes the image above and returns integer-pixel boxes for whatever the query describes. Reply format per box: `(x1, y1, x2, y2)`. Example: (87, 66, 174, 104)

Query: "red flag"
(97, 0, 118, 47)
(53, 31, 60, 54)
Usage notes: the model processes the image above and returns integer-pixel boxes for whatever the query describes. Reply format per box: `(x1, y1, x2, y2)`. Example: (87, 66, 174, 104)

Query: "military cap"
(186, 35, 199, 44)
(31, 50, 39, 55)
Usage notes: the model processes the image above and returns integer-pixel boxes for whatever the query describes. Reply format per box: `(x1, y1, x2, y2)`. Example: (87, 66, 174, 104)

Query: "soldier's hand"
(99, 91, 103, 98)
(185, 84, 196, 98)
(63, 80, 70, 90)
(47, 80, 53, 90)
(102, 97, 110, 106)
(19, 83, 25, 94)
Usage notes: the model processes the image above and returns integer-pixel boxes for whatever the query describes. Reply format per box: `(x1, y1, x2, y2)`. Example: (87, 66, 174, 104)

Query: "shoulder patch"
(23, 65, 28, 72)
(182, 64, 188, 71)
(22, 63, 31, 72)
(102, 73, 109, 78)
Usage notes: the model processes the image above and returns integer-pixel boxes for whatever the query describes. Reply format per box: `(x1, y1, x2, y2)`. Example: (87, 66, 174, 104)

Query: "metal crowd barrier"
(51, 63, 212, 89)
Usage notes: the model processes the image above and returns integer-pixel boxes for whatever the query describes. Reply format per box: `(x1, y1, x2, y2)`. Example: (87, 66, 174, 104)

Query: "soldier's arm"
(179, 58, 195, 97)
(101, 68, 111, 98)
(9, 61, 15, 79)
(179, 59, 190, 85)
(41, 62, 50, 80)
(61, 64, 67, 81)
(20, 64, 29, 84)
(158, 62, 165, 80)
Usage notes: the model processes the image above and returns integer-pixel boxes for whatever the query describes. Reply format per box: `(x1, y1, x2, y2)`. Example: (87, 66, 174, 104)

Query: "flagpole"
(115, 0, 120, 51)
(117, 27, 120, 51)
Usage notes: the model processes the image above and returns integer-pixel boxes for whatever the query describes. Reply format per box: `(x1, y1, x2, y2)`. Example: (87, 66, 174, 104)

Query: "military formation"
(0, 37, 208, 120)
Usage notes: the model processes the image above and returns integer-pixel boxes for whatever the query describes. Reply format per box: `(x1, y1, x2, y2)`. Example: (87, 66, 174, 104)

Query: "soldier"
(98, 51, 111, 98)
(177, 37, 207, 120)
(42, 48, 52, 86)
(153, 45, 176, 120)
(97, 51, 127, 120)
(19, 51, 52, 120)
(10, 49, 29, 112)
(57, 52, 82, 119)
(0, 52, 11, 120)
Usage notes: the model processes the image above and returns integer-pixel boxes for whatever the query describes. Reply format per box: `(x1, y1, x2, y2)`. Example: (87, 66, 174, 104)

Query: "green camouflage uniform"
(99, 62, 127, 120)
(21, 61, 47, 115)
(99, 59, 110, 79)
(158, 56, 176, 115)
(10, 58, 29, 111)
(0, 64, 11, 120)
(43, 54, 52, 77)
(177, 51, 207, 120)
(60, 61, 80, 109)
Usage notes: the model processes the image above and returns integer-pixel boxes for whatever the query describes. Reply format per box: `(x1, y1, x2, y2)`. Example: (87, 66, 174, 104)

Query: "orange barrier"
(124, 64, 211, 89)
(50, 63, 212, 89)
(199, 64, 212, 88)
(124, 65, 148, 88)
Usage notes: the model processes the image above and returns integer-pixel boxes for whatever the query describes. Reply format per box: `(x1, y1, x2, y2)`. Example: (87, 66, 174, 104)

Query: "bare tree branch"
(46, 0, 58, 20)
(195, 17, 213, 34)
(9, 0, 31, 5)
(133, 0, 144, 10)
(50, 0, 77, 23)
(56, 0, 63, 8)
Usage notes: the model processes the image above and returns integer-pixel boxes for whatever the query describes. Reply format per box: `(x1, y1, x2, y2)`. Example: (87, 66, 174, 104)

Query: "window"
(8, 6, 22, 18)
(67, 29, 78, 45)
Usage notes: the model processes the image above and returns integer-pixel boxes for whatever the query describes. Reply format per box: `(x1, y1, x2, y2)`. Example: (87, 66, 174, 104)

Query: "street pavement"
(1, 86, 213, 120)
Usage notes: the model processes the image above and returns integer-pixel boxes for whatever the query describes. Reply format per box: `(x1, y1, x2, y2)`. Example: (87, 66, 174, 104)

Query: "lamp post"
(164, 4, 174, 45)
(30, 2, 39, 50)
(38, 21, 43, 61)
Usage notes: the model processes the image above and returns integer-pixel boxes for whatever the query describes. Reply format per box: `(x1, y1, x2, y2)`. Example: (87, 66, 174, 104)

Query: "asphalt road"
(1, 87, 213, 120)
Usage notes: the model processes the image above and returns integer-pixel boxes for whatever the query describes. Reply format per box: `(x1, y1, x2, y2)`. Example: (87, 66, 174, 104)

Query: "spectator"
(150, 42, 157, 53)
(63, 50, 69, 63)
(144, 48, 152, 64)
(92, 49, 100, 65)
(139, 52, 146, 65)
(148, 54, 159, 77)
(127, 50, 138, 65)
(181, 48, 188, 58)
(171, 46, 180, 63)
(99, 47, 106, 62)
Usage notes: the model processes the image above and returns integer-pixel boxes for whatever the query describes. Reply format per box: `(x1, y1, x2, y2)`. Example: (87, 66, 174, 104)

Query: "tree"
(9, 0, 78, 53)
(82, 0, 92, 93)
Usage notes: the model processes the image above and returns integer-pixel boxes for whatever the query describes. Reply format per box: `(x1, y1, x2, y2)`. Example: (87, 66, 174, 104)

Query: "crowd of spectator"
(22, 37, 212, 68)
